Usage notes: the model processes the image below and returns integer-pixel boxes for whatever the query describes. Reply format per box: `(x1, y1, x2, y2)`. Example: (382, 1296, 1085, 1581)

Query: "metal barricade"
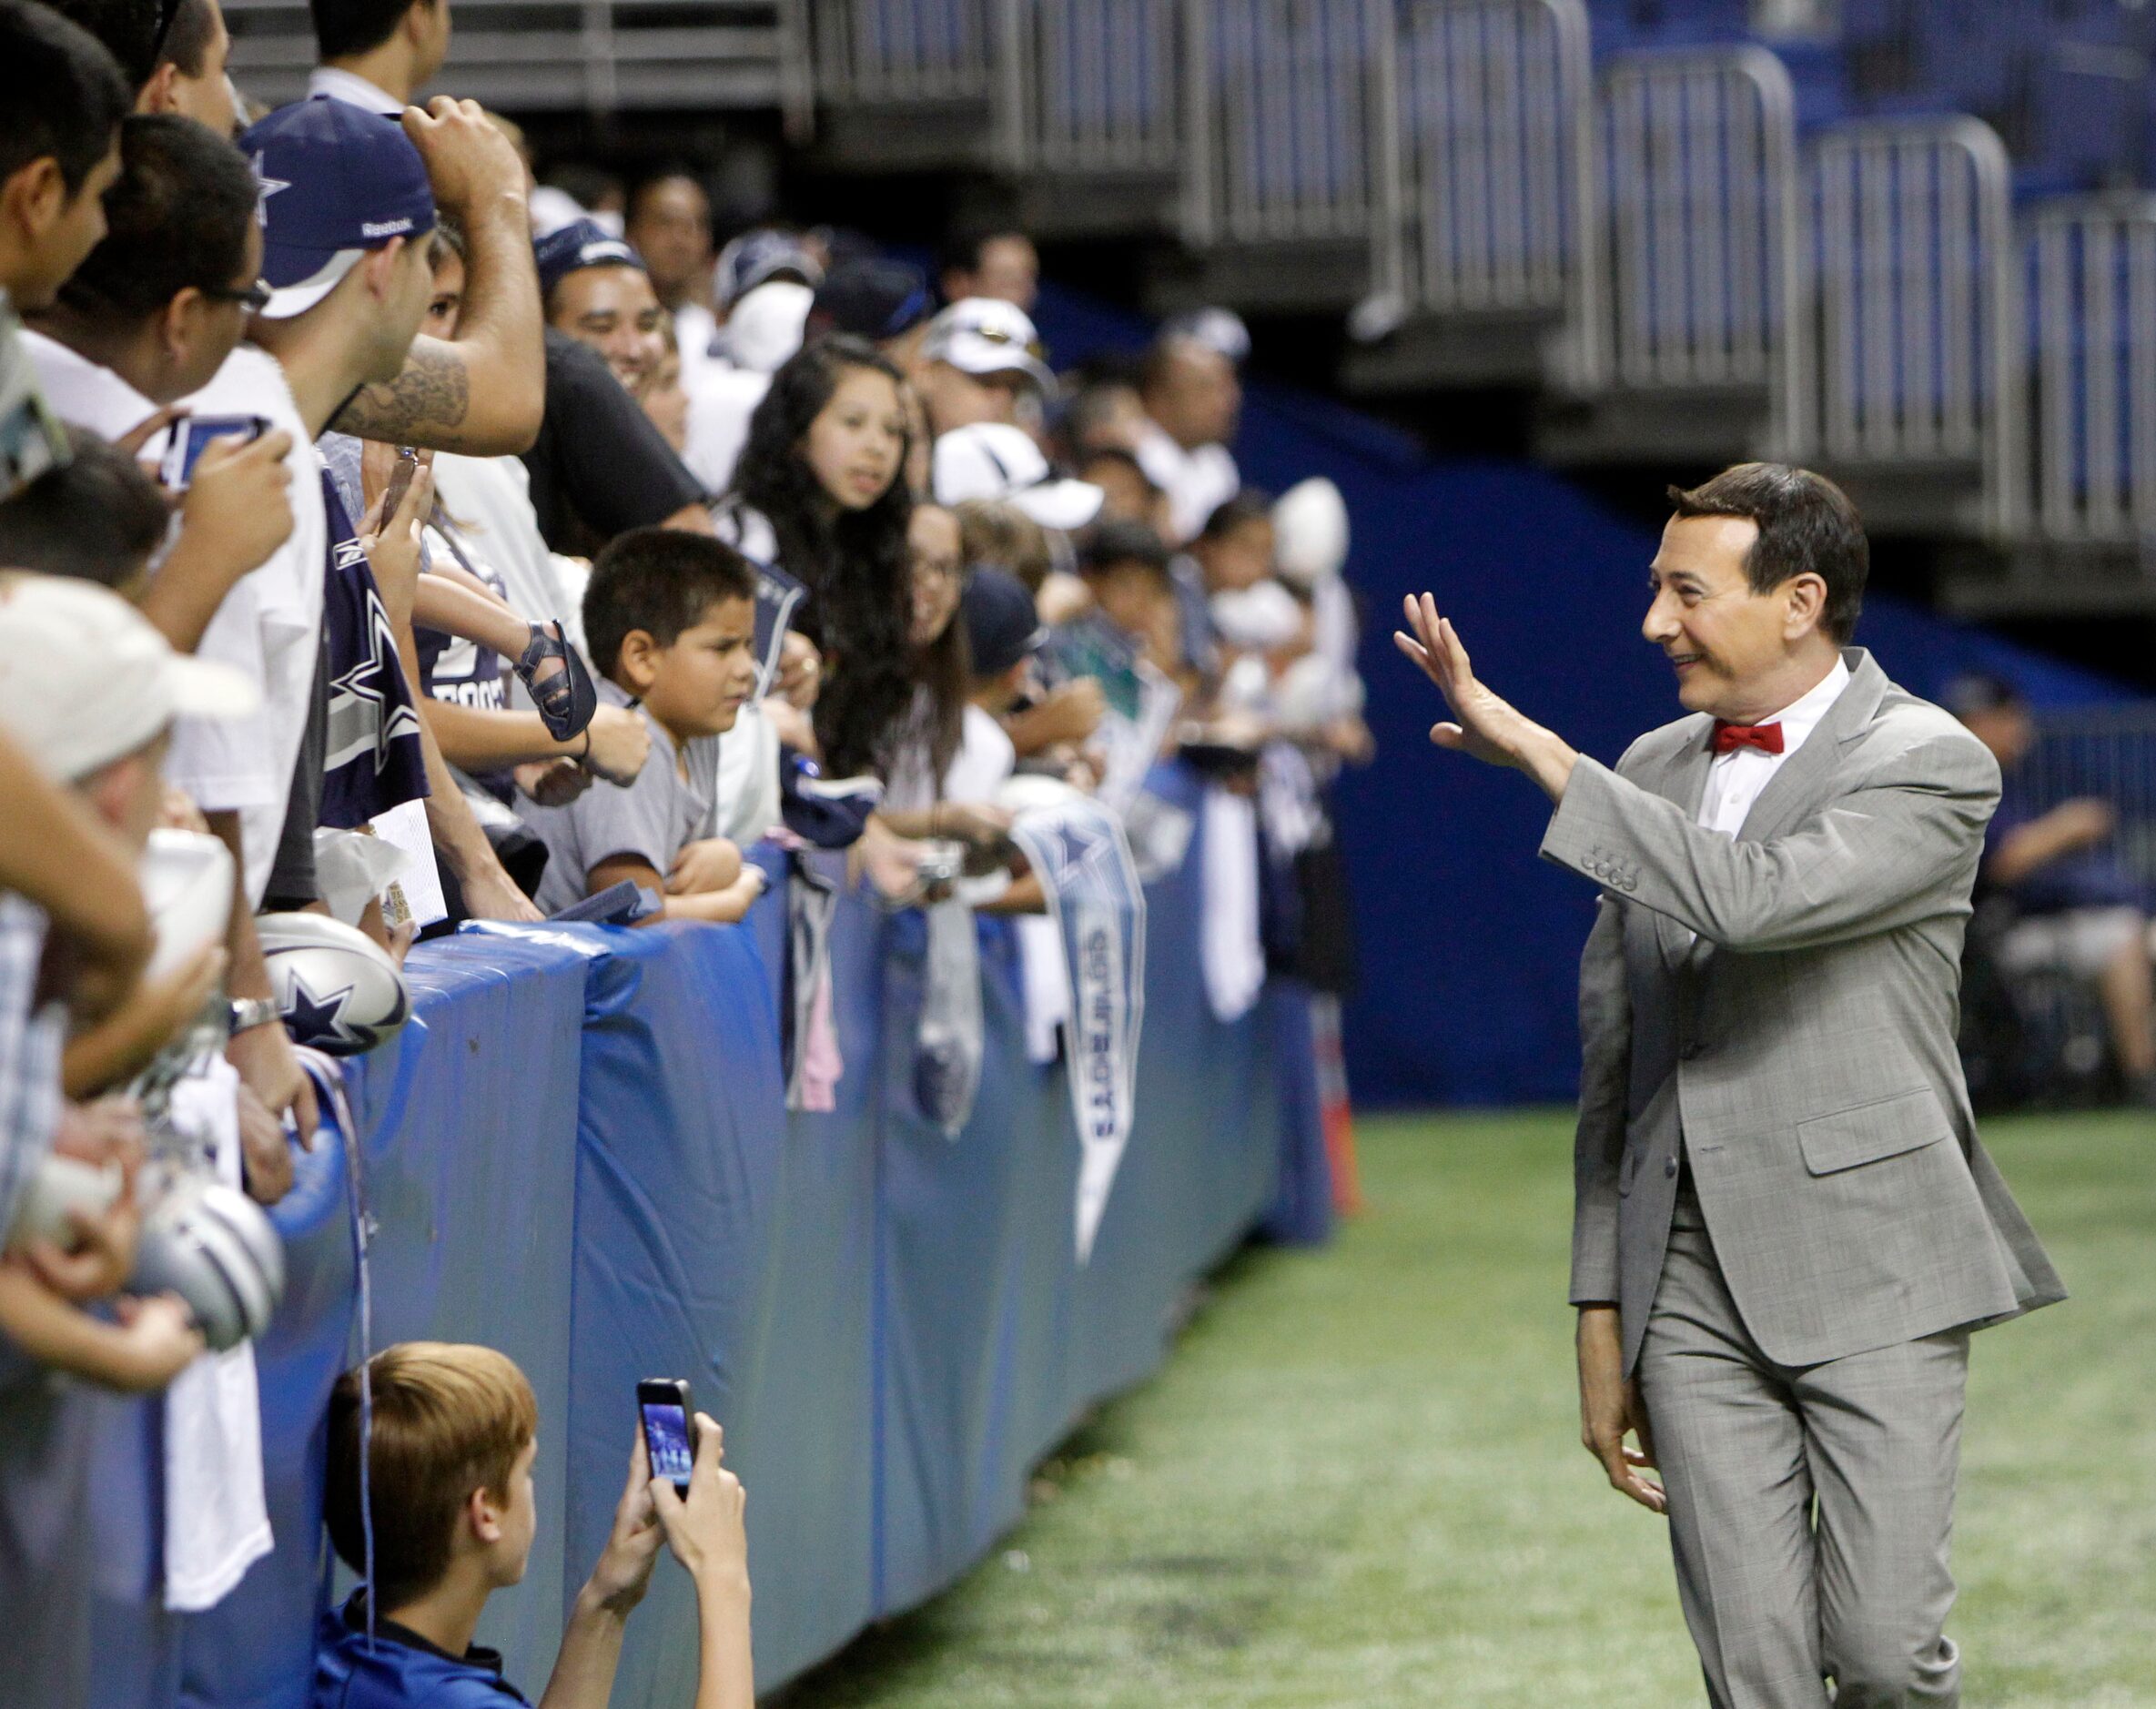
(808, 0, 994, 105)
(1002, 0, 1182, 175)
(1383, 0, 1601, 382)
(2030, 195, 2156, 544)
(1182, 0, 1397, 249)
(1596, 47, 1805, 434)
(224, 0, 806, 119)
(2019, 704, 2156, 888)
(1810, 117, 2023, 534)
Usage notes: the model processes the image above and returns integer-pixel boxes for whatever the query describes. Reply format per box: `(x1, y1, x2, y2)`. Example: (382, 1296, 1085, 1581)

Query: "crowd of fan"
(0, 1, 1372, 1704)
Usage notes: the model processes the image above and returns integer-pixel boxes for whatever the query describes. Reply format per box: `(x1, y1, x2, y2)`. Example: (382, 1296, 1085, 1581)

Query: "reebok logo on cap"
(239, 97, 437, 320)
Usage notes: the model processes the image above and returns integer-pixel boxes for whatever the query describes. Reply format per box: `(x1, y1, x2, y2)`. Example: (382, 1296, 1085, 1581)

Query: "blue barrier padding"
(102, 931, 594, 1709)
(104, 755, 1322, 1707)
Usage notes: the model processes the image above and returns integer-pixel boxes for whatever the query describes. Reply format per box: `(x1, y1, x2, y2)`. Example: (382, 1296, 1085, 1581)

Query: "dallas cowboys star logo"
(282, 971, 361, 1049)
(249, 152, 290, 229)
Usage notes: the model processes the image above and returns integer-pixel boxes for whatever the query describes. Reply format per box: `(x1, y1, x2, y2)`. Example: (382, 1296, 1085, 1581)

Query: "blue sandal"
(515, 622, 597, 742)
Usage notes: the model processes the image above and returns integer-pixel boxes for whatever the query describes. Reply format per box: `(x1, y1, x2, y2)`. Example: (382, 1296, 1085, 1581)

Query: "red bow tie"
(1712, 720, 1785, 755)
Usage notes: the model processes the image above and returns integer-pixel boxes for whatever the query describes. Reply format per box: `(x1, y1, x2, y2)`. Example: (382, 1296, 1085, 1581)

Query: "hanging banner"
(1007, 793, 1148, 1261)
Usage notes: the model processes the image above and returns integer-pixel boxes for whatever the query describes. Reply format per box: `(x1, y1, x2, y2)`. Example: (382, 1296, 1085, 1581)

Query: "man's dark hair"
(582, 527, 755, 681)
(309, 0, 429, 61)
(0, 0, 132, 194)
(1197, 488, 1274, 543)
(625, 164, 706, 222)
(47, 0, 216, 84)
(161, 0, 218, 77)
(1077, 445, 1158, 492)
(59, 116, 258, 323)
(1080, 517, 1172, 579)
(43, 0, 155, 84)
(936, 217, 1023, 287)
(0, 428, 170, 587)
(1666, 462, 1868, 643)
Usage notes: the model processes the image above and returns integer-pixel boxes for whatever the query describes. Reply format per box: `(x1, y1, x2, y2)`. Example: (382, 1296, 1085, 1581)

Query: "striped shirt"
(0, 895, 64, 1244)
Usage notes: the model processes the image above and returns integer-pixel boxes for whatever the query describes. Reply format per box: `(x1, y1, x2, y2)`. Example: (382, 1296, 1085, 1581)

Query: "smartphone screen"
(637, 1380, 695, 1494)
(161, 415, 265, 490)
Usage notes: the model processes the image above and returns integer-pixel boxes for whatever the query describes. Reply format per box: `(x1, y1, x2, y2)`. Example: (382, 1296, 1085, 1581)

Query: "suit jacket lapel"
(1735, 648, 1888, 847)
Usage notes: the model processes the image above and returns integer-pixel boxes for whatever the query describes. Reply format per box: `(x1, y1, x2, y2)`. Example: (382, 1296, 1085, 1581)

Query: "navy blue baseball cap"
(241, 98, 436, 320)
(961, 567, 1045, 678)
(714, 228, 822, 308)
(533, 217, 648, 302)
(808, 258, 933, 342)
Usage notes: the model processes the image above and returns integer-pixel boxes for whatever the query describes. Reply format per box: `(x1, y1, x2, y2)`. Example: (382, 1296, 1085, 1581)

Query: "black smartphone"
(159, 414, 268, 490)
(636, 1378, 696, 1495)
(550, 880, 661, 925)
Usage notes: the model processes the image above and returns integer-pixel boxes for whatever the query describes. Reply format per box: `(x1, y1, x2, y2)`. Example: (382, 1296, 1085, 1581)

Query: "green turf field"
(773, 1110, 2154, 1708)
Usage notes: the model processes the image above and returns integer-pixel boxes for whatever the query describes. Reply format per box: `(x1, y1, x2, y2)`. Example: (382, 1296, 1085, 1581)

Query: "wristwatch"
(228, 996, 283, 1036)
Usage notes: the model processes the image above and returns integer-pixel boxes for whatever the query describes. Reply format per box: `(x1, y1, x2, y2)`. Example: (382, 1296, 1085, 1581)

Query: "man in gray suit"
(1396, 464, 2064, 1707)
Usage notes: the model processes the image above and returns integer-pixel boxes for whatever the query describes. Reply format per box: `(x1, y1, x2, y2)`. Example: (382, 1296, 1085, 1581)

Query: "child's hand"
(666, 838, 744, 896)
(650, 1413, 749, 1600)
(105, 1293, 207, 1390)
(584, 1430, 665, 1615)
(515, 757, 592, 809)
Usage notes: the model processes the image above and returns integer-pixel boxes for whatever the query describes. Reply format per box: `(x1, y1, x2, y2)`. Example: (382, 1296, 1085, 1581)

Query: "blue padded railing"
(86, 767, 1327, 1706)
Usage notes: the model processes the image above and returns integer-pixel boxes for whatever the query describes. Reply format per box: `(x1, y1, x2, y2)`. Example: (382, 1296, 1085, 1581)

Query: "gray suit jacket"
(1544, 648, 2065, 1374)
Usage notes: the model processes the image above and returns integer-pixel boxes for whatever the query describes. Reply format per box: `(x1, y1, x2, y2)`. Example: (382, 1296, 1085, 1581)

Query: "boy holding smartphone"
(314, 1342, 753, 1709)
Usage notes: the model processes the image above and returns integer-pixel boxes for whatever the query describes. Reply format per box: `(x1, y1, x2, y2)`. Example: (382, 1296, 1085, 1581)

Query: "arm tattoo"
(329, 339, 473, 445)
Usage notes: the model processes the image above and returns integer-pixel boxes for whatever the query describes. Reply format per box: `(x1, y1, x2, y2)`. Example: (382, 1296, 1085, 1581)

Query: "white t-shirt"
(20, 329, 159, 440)
(1134, 421, 1241, 546)
(674, 302, 723, 383)
(682, 365, 770, 497)
(166, 346, 327, 906)
(942, 703, 1016, 804)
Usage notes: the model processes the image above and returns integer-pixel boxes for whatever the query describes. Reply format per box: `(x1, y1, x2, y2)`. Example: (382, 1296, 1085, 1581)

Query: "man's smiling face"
(1640, 512, 1806, 723)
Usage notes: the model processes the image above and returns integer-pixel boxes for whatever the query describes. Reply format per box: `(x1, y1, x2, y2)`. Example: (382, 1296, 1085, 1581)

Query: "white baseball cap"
(921, 297, 1056, 394)
(724, 280, 814, 374)
(0, 575, 258, 781)
(931, 422, 1104, 531)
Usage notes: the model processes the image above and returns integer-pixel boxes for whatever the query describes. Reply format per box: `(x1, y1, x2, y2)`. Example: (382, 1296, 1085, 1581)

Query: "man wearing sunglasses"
(25, 115, 295, 645)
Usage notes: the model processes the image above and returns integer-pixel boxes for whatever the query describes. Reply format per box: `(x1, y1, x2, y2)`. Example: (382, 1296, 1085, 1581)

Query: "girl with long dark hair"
(721, 335, 914, 780)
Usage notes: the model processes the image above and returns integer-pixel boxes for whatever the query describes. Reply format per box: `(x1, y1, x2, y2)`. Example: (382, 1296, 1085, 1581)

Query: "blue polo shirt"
(312, 1593, 531, 1707)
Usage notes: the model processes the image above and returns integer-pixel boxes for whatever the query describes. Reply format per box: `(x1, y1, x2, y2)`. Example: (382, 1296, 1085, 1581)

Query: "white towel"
(1200, 785, 1265, 1024)
(160, 1057, 272, 1613)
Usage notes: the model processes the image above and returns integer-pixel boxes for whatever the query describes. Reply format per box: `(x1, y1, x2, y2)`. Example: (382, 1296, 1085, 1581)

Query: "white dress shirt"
(1695, 656, 1850, 838)
(306, 66, 403, 114)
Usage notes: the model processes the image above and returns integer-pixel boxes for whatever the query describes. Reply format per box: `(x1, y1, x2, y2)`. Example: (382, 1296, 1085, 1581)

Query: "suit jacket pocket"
(1797, 1086, 1952, 1176)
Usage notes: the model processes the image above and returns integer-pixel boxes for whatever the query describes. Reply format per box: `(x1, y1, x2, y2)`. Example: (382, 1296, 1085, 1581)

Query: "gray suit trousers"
(1639, 1191, 1968, 1709)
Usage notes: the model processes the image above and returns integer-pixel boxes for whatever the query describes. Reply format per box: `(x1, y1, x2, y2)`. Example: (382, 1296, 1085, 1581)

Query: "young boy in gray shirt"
(526, 529, 766, 922)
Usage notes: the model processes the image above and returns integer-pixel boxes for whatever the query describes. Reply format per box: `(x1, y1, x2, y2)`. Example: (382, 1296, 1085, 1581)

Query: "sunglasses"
(201, 279, 274, 312)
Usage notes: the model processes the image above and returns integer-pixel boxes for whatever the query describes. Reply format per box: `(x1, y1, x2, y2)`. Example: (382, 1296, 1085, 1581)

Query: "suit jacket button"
(1665, 1155, 1679, 1178)
(1680, 1040, 1701, 1060)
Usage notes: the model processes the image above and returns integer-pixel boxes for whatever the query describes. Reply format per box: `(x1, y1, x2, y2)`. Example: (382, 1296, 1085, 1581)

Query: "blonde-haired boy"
(314, 1341, 751, 1709)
